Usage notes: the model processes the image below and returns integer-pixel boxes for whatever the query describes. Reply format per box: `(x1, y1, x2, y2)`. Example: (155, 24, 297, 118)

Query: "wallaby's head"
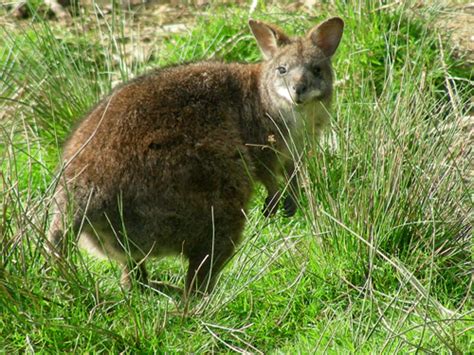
(249, 17, 344, 111)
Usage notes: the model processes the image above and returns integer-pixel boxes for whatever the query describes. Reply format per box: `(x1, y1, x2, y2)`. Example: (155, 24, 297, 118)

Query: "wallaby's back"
(63, 62, 261, 207)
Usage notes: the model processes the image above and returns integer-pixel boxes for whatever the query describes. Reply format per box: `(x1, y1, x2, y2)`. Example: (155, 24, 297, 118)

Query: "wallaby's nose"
(293, 83, 307, 96)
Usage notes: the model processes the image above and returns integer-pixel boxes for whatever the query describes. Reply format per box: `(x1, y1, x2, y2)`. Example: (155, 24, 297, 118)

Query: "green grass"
(1, 1, 473, 352)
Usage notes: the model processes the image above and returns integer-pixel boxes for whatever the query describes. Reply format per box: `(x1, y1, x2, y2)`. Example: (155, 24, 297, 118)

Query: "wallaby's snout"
(293, 82, 307, 97)
(286, 66, 325, 104)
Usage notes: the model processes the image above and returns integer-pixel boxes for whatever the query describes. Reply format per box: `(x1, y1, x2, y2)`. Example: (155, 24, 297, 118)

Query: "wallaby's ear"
(308, 17, 344, 57)
(249, 19, 291, 60)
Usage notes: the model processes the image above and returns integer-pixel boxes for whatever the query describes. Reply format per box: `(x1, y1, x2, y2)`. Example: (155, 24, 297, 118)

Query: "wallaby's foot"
(283, 194, 297, 217)
(149, 281, 183, 297)
(121, 265, 183, 297)
(120, 261, 149, 290)
(263, 192, 281, 217)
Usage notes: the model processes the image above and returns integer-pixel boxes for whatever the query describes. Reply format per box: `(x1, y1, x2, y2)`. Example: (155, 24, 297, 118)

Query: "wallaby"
(48, 17, 344, 296)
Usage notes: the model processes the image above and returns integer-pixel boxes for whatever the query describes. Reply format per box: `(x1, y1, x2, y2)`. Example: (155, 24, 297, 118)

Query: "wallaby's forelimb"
(283, 163, 299, 217)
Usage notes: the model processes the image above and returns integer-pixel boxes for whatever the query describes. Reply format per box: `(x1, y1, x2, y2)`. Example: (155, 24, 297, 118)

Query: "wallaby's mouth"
(290, 94, 312, 106)
(297, 88, 324, 105)
(275, 85, 324, 106)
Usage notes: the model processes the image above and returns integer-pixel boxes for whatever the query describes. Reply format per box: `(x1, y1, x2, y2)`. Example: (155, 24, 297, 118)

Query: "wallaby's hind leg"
(121, 259, 149, 290)
(185, 240, 235, 297)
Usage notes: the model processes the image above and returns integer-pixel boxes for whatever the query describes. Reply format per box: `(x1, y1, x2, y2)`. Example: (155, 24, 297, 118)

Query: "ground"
(2, 2, 474, 64)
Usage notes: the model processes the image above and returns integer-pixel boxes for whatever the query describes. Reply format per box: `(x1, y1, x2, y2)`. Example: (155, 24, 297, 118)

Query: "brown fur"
(48, 17, 344, 295)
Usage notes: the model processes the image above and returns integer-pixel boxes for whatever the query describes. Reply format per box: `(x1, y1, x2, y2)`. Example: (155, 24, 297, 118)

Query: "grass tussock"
(1, 1, 472, 352)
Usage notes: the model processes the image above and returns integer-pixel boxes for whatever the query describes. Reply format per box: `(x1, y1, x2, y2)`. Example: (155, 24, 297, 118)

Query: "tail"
(47, 188, 80, 256)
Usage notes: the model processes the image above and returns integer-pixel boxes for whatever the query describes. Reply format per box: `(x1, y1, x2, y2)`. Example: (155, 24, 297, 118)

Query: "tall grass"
(1, 1, 472, 352)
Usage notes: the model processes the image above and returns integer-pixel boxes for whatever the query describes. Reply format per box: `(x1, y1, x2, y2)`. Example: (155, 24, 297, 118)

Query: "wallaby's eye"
(313, 66, 321, 76)
(276, 66, 288, 75)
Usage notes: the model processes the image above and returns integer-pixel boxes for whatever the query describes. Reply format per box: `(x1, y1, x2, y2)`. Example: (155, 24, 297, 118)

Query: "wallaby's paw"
(263, 193, 281, 217)
(283, 195, 297, 217)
